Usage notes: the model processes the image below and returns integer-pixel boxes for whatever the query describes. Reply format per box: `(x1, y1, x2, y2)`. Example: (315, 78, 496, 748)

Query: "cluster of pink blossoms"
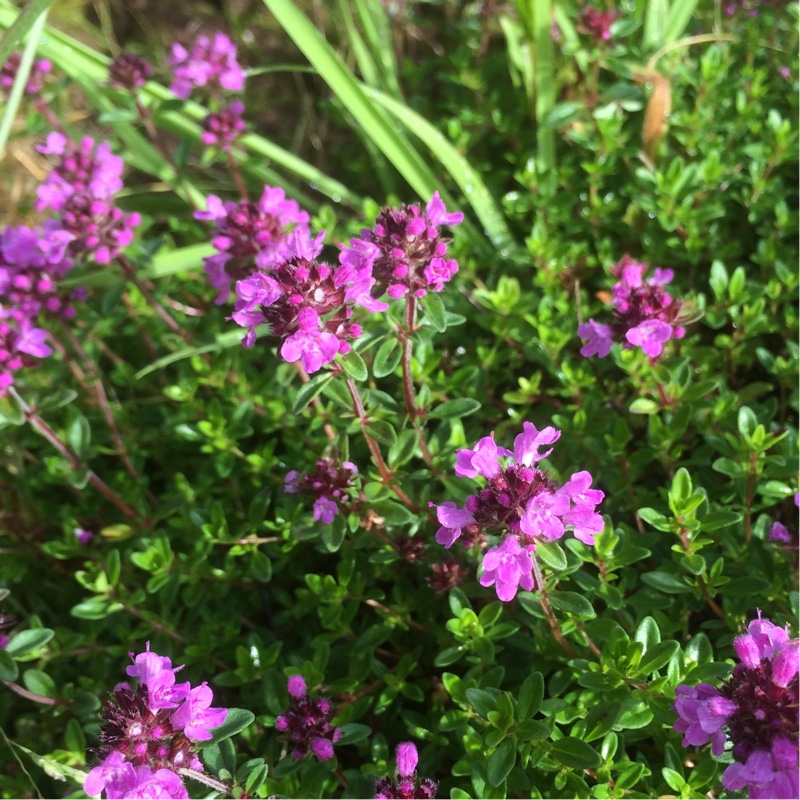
(284, 458, 360, 524)
(36, 132, 140, 265)
(579, 6, 618, 41)
(674, 613, 798, 799)
(433, 422, 604, 602)
(339, 192, 463, 300)
(1, 52, 51, 98)
(84, 644, 227, 799)
(230, 227, 386, 373)
(275, 675, 341, 761)
(578, 255, 688, 359)
(374, 742, 437, 799)
(194, 187, 309, 303)
(108, 52, 152, 91)
(0, 223, 77, 393)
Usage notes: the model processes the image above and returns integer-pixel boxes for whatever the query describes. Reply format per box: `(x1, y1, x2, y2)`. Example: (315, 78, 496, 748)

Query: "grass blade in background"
(352, 0, 402, 98)
(0, 6, 48, 160)
(0, 0, 51, 65)
(664, 0, 700, 44)
(643, 0, 669, 51)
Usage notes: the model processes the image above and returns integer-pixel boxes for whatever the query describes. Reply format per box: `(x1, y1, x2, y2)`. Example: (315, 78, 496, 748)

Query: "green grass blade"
(664, 0, 700, 44)
(0, 6, 48, 160)
(352, 0, 402, 98)
(532, 0, 556, 194)
(338, 0, 381, 88)
(643, 0, 669, 52)
(0, 0, 52, 66)
(368, 87, 517, 254)
(134, 326, 270, 380)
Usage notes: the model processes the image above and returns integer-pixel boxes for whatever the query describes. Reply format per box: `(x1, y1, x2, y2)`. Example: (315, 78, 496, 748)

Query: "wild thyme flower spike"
(284, 458, 360, 524)
(0, 52, 51, 99)
(275, 675, 341, 761)
(578, 255, 692, 359)
(108, 53, 152, 91)
(230, 229, 386, 373)
(36, 133, 141, 264)
(674, 612, 799, 799)
(168, 32, 245, 99)
(194, 186, 309, 303)
(84, 643, 227, 799)
(339, 192, 463, 300)
(374, 741, 437, 799)
(201, 101, 246, 151)
(432, 421, 604, 601)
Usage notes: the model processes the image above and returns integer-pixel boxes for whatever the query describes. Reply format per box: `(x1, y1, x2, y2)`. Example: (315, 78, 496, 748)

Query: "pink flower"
(281, 328, 340, 374)
(513, 421, 560, 466)
(479, 537, 534, 601)
(577, 319, 613, 357)
(313, 496, 338, 524)
(625, 319, 673, 357)
(169, 32, 245, 99)
(170, 683, 227, 741)
(455, 434, 511, 479)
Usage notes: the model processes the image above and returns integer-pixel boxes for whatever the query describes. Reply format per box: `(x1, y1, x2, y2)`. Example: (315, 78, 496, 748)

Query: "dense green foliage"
(0, 0, 797, 797)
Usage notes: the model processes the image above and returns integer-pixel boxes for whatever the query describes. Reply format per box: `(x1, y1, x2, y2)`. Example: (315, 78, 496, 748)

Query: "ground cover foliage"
(0, 0, 797, 797)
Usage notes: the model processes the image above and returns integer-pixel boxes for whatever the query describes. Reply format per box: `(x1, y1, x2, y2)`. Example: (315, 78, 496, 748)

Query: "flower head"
(108, 53, 151, 90)
(201, 101, 246, 151)
(1, 52, 51, 98)
(169, 32, 245, 99)
(275, 677, 340, 761)
(283, 459, 359, 524)
(374, 741, 437, 799)
(673, 613, 799, 798)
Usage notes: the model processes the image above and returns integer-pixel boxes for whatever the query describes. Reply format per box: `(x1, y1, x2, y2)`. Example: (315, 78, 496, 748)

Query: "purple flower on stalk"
(578, 255, 691, 360)
(479, 536, 534, 602)
(195, 187, 309, 303)
(169, 32, 245, 99)
(36, 134, 124, 212)
(75, 528, 94, 545)
(201, 101, 246, 150)
(0, 317, 52, 395)
(83, 642, 227, 799)
(284, 458, 359, 525)
(432, 421, 604, 601)
(60, 193, 141, 265)
(580, 7, 617, 41)
(0, 52, 51, 98)
(230, 229, 380, 372)
(339, 192, 463, 300)
(374, 741, 438, 799)
(108, 53, 151, 91)
(275, 676, 341, 761)
(673, 612, 799, 799)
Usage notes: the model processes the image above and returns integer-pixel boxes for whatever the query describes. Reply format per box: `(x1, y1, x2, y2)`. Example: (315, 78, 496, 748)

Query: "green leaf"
(420, 292, 448, 332)
(23, 669, 56, 697)
(197, 708, 255, 748)
(637, 507, 672, 532)
(668, 468, 692, 515)
(737, 406, 758, 439)
(641, 571, 690, 594)
(550, 737, 602, 769)
(549, 591, 596, 619)
(517, 672, 544, 721)
(664, 0, 700, 44)
(373, 339, 402, 377)
(487, 739, 516, 787)
(636, 640, 680, 675)
(430, 398, 481, 419)
(634, 616, 660, 650)
(368, 418, 398, 447)
(699, 510, 742, 531)
(340, 349, 368, 382)
(105, 549, 121, 588)
(336, 723, 372, 745)
(292, 373, 333, 414)
(0, 649, 19, 681)
(629, 398, 660, 415)
(536, 540, 567, 571)
(4, 628, 54, 658)
(465, 688, 497, 718)
(0, 0, 53, 68)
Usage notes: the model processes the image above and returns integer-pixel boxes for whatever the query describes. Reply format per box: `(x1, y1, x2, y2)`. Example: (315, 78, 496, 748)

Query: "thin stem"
(8, 387, 140, 523)
(530, 552, 579, 658)
(225, 149, 249, 201)
(116, 256, 183, 336)
(2, 680, 70, 706)
(364, 598, 430, 634)
(178, 768, 232, 795)
(344, 377, 421, 513)
(295, 363, 336, 441)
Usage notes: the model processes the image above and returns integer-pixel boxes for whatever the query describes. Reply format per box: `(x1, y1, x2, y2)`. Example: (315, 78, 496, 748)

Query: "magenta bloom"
(201, 101, 246, 150)
(284, 459, 359, 525)
(195, 186, 309, 303)
(74, 528, 94, 545)
(1, 52, 51, 98)
(578, 255, 690, 360)
(108, 53, 151, 90)
(169, 32, 245, 99)
(275, 676, 341, 761)
(673, 613, 799, 799)
(374, 741, 438, 799)
(340, 192, 463, 300)
(433, 421, 604, 601)
(36, 134, 124, 212)
(0, 317, 52, 395)
(580, 7, 617, 41)
(84, 643, 227, 799)
(479, 536, 535, 601)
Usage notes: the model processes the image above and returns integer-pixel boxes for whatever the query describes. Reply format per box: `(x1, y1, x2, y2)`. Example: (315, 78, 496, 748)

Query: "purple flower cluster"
(339, 192, 463, 300)
(230, 228, 386, 372)
(84, 643, 227, 799)
(195, 187, 309, 303)
(275, 675, 341, 761)
(374, 742, 437, 799)
(0, 52, 51, 98)
(200, 101, 246, 151)
(580, 7, 618, 41)
(36, 133, 140, 264)
(578, 255, 688, 359)
(108, 52, 152, 91)
(284, 458, 359, 524)
(433, 422, 604, 601)
(169, 32, 245, 100)
(674, 613, 799, 799)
